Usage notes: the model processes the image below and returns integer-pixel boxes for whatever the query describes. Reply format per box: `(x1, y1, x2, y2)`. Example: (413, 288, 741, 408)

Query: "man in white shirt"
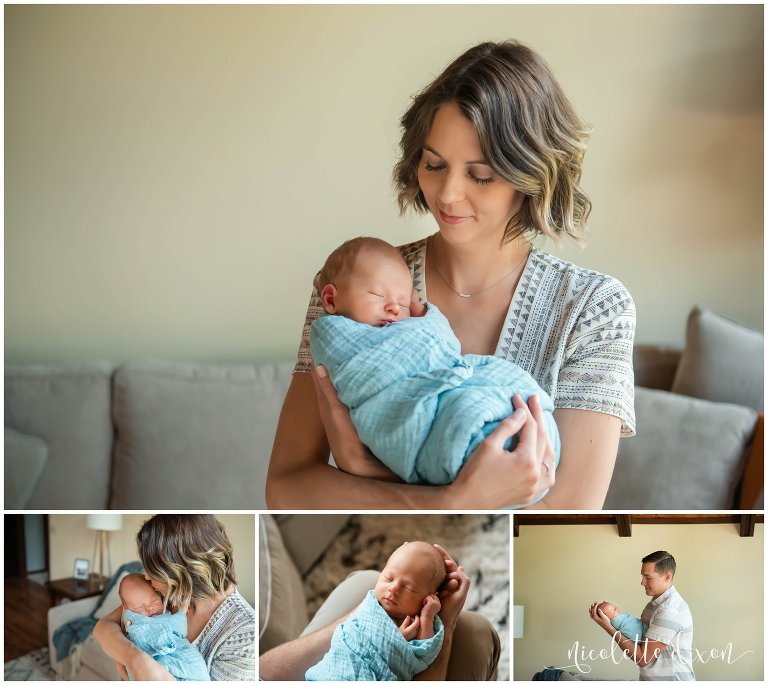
(589, 550, 695, 680)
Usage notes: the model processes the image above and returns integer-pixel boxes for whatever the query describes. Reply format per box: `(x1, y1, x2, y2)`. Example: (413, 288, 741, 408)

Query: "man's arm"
(258, 611, 351, 681)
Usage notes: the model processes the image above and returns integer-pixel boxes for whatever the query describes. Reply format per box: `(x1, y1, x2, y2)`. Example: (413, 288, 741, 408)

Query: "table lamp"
(86, 514, 123, 589)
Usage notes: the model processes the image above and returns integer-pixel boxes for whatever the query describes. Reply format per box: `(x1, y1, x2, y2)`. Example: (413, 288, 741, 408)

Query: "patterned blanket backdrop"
(302, 514, 510, 681)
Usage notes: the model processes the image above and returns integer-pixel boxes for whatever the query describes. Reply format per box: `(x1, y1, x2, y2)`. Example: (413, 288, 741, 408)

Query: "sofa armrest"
(48, 595, 100, 672)
(633, 345, 682, 391)
(738, 413, 764, 510)
(275, 514, 351, 576)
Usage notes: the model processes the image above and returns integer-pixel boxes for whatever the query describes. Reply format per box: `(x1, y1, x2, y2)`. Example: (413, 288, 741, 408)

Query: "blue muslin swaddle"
(611, 613, 647, 643)
(310, 304, 560, 505)
(124, 610, 210, 681)
(305, 590, 444, 681)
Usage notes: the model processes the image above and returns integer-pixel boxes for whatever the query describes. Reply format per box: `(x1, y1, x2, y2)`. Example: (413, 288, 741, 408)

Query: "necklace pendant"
(458, 292, 471, 298)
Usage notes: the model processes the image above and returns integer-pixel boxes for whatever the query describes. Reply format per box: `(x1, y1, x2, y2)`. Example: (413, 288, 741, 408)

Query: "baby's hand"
(417, 594, 441, 640)
(399, 614, 420, 642)
(409, 289, 427, 318)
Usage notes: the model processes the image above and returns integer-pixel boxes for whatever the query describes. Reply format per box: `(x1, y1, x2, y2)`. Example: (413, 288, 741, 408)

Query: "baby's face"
(598, 602, 620, 619)
(122, 577, 164, 616)
(374, 544, 441, 619)
(330, 251, 413, 327)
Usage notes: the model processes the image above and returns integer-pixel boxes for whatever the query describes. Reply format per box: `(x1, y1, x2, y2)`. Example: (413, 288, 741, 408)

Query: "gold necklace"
(431, 239, 531, 299)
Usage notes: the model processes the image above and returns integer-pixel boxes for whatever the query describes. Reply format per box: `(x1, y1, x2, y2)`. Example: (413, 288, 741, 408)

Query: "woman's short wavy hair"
(393, 40, 592, 245)
(137, 515, 236, 612)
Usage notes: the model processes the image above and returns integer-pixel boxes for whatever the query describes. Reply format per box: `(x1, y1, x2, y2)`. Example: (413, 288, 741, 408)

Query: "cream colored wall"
(514, 523, 764, 680)
(48, 514, 255, 606)
(5, 4, 762, 363)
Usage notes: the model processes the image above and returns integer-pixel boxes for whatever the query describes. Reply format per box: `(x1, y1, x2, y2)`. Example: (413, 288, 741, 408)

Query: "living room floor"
(4, 576, 50, 661)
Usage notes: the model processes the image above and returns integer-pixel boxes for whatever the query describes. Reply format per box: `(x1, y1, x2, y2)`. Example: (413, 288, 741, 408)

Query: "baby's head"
(374, 541, 446, 619)
(597, 601, 621, 619)
(119, 573, 164, 617)
(318, 237, 413, 327)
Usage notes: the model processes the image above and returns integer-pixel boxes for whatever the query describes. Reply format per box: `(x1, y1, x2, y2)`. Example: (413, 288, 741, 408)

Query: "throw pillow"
(671, 306, 764, 412)
(4, 428, 48, 509)
(604, 387, 757, 510)
(258, 515, 308, 654)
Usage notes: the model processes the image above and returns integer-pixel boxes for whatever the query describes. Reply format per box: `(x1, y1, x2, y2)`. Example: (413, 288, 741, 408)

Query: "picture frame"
(73, 557, 90, 580)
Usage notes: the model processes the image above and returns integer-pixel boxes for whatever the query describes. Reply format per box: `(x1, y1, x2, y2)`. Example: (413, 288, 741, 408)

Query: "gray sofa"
(6, 359, 293, 509)
(6, 309, 764, 510)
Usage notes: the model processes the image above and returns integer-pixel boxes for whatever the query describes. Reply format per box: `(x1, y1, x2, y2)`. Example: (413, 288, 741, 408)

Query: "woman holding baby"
(93, 514, 255, 681)
(267, 40, 636, 511)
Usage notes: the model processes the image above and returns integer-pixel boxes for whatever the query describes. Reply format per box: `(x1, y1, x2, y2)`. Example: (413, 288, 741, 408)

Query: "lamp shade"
(513, 605, 525, 639)
(86, 514, 123, 531)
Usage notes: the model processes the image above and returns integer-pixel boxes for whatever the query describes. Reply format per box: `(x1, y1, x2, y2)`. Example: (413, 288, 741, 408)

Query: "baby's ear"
(320, 284, 338, 313)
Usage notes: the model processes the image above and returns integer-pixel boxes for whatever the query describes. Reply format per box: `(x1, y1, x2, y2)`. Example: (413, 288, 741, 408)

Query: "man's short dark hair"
(642, 550, 676, 577)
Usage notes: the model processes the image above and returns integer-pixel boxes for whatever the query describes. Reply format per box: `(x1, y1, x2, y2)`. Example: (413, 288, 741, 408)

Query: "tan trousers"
(301, 570, 501, 681)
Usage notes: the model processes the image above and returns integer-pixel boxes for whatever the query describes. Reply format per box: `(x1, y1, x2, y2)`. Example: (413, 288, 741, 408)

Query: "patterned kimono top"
(295, 237, 636, 436)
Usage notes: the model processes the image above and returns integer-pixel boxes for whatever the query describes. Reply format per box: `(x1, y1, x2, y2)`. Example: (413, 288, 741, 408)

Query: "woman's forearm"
(267, 459, 452, 509)
(522, 408, 621, 510)
(93, 613, 140, 666)
(267, 374, 454, 509)
(93, 613, 175, 681)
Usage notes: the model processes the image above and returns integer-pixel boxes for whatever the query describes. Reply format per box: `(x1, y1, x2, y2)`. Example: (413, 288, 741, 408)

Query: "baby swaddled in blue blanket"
(306, 542, 446, 681)
(310, 237, 560, 507)
(119, 574, 210, 682)
(597, 601, 647, 643)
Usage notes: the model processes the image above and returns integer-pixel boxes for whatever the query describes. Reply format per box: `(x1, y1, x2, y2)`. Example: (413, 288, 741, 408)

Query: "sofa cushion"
(604, 387, 757, 510)
(259, 514, 308, 654)
(671, 307, 764, 412)
(4, 428, 48, 509)
(275, 514, 350, 576)
(110, 360, 292, 509)
(5, 362, 114, 509)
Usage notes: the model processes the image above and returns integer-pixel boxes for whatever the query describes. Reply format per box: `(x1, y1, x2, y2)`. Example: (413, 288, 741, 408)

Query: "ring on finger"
(542, 461, 551, 474)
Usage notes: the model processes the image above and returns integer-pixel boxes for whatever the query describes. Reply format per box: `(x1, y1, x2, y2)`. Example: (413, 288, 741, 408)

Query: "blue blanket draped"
(311, 304, 560, 503)
(305, 591, 444, 681)
(52, 561, 144, 661)
(124, 610, 210, 681)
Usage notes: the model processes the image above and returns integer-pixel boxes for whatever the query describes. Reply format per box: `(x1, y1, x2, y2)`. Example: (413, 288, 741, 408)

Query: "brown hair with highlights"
(393, 40, 591, 245)
(136, 515, 236, 612)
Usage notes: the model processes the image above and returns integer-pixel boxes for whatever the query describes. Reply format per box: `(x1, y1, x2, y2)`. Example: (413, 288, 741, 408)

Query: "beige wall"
(514, 523, 764, 680)
(5, 4, 762, 363)
(48, 514, 255, 607)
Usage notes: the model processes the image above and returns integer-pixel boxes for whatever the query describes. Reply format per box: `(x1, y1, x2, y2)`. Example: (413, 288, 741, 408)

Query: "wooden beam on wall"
(740, 515, 757, 537)
(616, 515, 632, 537)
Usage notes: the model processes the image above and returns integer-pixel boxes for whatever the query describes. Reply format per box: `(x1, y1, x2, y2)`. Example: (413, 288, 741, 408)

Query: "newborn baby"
(310, 236, 560, 502)
(597, 601, 646, 643)
(119, 573, 210, 681)
(305, 541, 447, 681)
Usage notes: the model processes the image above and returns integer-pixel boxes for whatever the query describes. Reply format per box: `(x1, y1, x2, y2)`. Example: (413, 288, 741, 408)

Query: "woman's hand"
(433, 544, 469, 630)
(311, 365, 402, 482)
(449, 394, 555, 508)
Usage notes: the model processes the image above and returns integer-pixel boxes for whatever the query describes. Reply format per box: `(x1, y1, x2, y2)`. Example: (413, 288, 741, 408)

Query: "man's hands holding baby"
(399, 595, 441, 642)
